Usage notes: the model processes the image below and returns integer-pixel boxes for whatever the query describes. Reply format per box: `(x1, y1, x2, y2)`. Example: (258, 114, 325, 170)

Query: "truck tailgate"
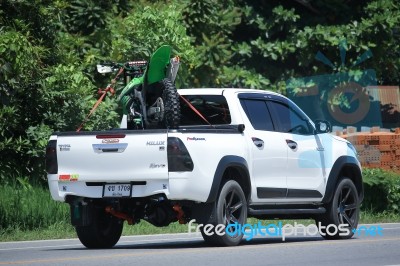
(56, 130, 168, 182)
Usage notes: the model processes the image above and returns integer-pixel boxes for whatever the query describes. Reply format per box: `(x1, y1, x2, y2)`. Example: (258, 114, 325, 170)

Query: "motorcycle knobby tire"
(160, 78, 180, 128)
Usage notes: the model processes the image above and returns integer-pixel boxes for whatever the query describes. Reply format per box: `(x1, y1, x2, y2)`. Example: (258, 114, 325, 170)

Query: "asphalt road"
(1, 223, 400, 266)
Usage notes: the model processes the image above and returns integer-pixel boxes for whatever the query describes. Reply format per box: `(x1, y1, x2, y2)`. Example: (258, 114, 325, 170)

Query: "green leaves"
(0, 11, 119, 182)
(1, 0, 400, 185)
(41, 63, 119, 132)
(183, 0, 240, 44)
(0, 30, 45, 84)
(64, 0, 108, 35)
(363, 168, 400, 213)
(219, 66, 270, 90)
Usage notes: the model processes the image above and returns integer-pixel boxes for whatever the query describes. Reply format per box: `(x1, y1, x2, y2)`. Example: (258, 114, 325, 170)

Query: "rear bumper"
(48, 172, 212, 203)
(47, 174, 170, 202)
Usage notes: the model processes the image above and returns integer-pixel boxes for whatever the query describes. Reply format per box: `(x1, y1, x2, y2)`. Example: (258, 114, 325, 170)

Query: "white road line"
(0, 238, 78, 245)
(0, 223, 399, 251)
(0, 232, 195, 246)
(0, 237, 203, 252)
(361, 223, 400, 226)
(119, 236, 202, 245)
(0, 243, 82, 251)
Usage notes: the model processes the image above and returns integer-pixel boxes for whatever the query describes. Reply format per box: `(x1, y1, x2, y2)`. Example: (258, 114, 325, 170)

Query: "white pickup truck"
(46, 88, 363, 248)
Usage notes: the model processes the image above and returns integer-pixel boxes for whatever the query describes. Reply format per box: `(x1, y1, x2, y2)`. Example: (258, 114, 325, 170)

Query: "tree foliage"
(0, 0, 399, 183)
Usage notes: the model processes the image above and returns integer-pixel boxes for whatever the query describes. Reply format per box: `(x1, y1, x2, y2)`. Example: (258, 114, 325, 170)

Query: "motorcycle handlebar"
(97, 61, 149, 80)
(98, 61, 148, 70)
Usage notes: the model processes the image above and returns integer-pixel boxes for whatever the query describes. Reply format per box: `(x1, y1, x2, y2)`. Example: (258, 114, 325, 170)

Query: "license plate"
(103, 184, 131, 197)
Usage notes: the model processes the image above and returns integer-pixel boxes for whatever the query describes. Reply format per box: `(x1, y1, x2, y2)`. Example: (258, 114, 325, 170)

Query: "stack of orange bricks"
(337, 127, 400, 173)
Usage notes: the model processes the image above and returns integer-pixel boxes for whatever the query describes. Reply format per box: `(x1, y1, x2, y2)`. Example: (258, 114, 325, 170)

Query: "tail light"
(46, 140, 58, 174)
(167, 137, 194, 172)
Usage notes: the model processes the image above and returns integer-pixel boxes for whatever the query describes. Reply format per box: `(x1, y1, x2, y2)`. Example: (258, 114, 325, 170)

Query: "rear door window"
(240, 99, 275, 131)
(180, 95, 231, 125)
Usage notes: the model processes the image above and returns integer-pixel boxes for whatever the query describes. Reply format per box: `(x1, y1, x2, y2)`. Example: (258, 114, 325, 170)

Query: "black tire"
(201, 180, 247, 246)
(316, 177, 360, 240)
(76, 209, 123, 249)
(161, 78, 180, 128)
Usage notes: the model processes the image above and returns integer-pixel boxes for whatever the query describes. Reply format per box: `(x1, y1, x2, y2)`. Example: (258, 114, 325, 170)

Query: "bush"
(362, 168, 400, 214)
(0, 183, 69, 231)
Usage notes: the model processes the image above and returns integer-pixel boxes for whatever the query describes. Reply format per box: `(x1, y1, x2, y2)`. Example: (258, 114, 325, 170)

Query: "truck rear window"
(180, 95, 231, 125)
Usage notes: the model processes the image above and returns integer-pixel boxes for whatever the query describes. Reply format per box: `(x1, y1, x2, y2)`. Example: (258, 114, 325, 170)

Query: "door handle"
(252, 137, 264, 148)
(92, 143, 128, 153)
(286, 139, 297, 150)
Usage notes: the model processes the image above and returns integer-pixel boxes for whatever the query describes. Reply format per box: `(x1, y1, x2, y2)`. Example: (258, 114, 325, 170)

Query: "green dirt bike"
(96, 45, 181, 129)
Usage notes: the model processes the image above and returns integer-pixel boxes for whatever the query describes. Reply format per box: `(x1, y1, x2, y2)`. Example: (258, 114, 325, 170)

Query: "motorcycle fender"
(146, 45, 171, 84)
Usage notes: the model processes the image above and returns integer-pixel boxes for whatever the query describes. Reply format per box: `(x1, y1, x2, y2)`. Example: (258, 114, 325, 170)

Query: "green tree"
(105, 1, 196, 87)
(182, 0, 270, 89)
(1, 0, 399, 184)
(0, 0, 120, 183)
(232, 0, 400, 89)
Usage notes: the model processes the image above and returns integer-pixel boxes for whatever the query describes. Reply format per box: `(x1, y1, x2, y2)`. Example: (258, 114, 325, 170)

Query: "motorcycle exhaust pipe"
(167, 56, 180, 83)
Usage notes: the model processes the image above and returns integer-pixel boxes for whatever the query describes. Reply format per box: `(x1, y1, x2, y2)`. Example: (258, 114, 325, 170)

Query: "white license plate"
(103, 184, 131, 197)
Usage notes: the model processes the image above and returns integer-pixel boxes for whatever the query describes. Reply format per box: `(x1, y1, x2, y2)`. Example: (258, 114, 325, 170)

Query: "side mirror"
(238, 124, 245, 133)
(314, 120, 331, 134)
